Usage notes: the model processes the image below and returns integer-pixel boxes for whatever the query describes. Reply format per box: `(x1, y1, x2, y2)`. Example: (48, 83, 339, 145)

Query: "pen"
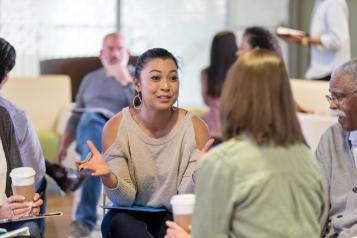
(39, 190, 44, 199)
(79, 152, 93, 171)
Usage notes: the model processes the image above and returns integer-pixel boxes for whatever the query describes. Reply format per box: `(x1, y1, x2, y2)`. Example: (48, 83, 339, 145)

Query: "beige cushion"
(297, 113, 337, 151)
(2, 75, 71, 133)
(184, 107, 208, 118)
(290, 79, 330, 116)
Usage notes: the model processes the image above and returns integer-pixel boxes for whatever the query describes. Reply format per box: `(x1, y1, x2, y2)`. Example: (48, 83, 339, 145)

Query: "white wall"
(121, 0, 227, 107)
(228, 0, 290, 68)
(0, 0, 117, 76)
(0, 0, 292, 107)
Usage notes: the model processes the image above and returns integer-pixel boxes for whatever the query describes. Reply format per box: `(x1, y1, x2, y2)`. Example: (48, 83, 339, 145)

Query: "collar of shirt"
(349, 131, 357, 146)
(349, 131, 357, 168)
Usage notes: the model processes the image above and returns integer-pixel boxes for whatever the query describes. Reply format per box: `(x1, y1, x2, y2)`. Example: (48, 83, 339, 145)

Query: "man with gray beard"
(316, 58, 357, 237)
(55, 32, 134, 238)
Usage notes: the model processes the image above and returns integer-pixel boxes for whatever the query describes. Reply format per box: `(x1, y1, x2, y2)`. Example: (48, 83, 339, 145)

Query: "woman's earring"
(133, 93, 142, 110)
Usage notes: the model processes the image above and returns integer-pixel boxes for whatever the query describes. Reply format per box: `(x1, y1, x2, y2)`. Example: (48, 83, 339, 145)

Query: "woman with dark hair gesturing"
(78, 48, 212, 238)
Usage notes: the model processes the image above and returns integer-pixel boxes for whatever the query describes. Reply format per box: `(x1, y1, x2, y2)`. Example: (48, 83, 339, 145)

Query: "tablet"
(0, 212, 63, 224)
(101, 205, 167, 212)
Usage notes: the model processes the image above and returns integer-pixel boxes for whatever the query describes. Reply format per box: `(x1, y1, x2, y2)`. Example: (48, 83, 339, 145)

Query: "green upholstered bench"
(37, 131, 60, 163)
(2, 76, 72, 164)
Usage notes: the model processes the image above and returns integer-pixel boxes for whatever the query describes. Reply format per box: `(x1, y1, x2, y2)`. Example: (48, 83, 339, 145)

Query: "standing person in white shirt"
(280, 0, 350, 81)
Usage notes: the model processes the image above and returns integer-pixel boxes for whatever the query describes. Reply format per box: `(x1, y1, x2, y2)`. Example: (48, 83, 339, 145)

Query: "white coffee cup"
(10, 167, 36, 202)
(170, 194, 195, 232)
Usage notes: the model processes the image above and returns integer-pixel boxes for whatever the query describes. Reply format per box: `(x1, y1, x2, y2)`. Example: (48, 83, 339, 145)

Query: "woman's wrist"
(0, 206, 5, 218)
(101, 172, 118, 189)
(301, 36, 309, 46)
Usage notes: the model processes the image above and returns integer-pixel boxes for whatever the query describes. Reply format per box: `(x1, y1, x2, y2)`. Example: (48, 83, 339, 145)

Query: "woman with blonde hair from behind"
(165, 49, 324, 238)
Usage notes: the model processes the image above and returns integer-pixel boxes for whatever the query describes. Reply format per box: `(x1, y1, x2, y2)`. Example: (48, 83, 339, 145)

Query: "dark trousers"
(0, 221, 40, 237)
(35, 177, 47, 238)
(101, 209, 173, 238)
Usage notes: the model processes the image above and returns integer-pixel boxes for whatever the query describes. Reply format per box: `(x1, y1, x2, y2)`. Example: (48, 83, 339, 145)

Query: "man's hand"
(118, 49, 130, 69)
(105, 59, 133, 86)
(279, 34, 305, 44)
(29, 193, 43, 216)
(0, 195, 31, 219)
(296, 102, 314, 114)
(54, 147, 67, 165)
(55, 132, 75, 165)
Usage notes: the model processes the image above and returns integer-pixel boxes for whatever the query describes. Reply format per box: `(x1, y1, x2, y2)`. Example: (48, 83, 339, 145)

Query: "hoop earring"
(133, 93, 142, 110)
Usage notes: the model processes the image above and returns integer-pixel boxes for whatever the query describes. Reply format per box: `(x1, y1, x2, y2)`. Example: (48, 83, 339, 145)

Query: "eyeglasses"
(325, 89, 357, 105)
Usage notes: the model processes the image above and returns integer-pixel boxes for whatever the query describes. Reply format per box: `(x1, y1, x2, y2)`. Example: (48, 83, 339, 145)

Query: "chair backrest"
(290, 79, 330, 115)
(2, 75, 71, 132)
(297, 113, 337, 152)
(40, 56, 138, 101)
(40, 57, 101, 102)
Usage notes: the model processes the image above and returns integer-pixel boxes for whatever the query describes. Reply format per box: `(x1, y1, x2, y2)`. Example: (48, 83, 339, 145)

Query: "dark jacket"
(0, 106, 22, 196)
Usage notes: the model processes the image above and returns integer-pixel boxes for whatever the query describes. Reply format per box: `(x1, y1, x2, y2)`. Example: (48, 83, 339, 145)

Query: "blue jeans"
(74, 112, 107, 230)
(35, 177, 47, 238)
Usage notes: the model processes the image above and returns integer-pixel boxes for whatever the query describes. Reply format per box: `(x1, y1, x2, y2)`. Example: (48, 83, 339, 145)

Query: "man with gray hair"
(316, 58, 357, 237)
(55, 32, 134, 238)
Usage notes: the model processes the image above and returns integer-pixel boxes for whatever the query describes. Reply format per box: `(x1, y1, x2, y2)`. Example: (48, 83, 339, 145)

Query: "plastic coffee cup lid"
(10, 167, 36, 179)
(170, 194, 195, 205)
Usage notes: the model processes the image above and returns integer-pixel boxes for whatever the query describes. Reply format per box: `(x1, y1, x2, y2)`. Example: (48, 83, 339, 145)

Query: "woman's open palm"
(77, 140, 111, 176)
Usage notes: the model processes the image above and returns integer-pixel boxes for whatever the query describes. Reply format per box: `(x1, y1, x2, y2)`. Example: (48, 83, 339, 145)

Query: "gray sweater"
(104, 107, 199, 210)
(316, 123, 357, 237)
(66, 68, 134, 135)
